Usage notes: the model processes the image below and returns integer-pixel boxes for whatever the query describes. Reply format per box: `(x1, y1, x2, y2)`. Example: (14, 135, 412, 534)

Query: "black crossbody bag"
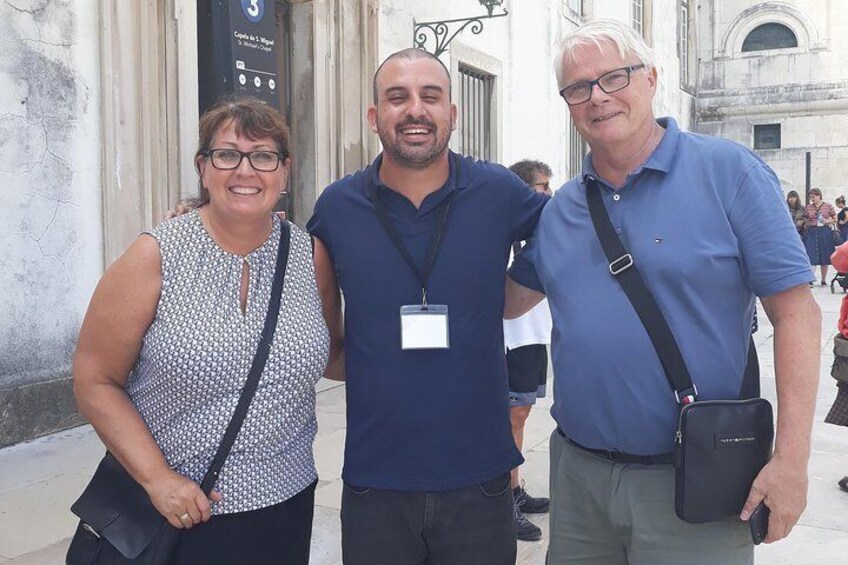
(585, 179, 774, 524)
(66, 221, 291, 564)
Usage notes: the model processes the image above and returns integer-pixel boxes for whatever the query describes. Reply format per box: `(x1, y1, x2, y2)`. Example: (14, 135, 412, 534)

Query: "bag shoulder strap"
(586, 176, 760, 404)
(585, 178, 760, 402)
(199, 220, 291, 494)
(584, 178, 698, 404)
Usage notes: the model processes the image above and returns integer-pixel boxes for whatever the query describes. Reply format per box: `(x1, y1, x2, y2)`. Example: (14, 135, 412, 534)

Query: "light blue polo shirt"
(509, 117, 812, 455)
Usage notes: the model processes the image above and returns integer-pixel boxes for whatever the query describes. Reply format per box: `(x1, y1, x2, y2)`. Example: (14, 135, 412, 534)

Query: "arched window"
(741, 23, 798, 52)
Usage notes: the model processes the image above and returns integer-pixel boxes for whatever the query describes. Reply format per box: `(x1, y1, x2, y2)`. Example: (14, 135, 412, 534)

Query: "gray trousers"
(547, 430, 753, 565)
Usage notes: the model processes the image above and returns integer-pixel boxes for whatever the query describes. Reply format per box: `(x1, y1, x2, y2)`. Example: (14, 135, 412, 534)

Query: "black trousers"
(341, 472, 516, 565)
(171, 480, 316, 565)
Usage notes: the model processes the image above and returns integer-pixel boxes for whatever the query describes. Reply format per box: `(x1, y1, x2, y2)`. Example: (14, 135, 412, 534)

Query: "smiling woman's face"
(197, 119, 290, 220)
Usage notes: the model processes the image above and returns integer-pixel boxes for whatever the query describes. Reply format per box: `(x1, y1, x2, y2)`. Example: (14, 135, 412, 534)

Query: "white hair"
(554, 19, 655, 91)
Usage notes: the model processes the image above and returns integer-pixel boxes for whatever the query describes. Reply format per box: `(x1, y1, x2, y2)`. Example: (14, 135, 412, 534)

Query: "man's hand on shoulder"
(164, 199, 201, 220)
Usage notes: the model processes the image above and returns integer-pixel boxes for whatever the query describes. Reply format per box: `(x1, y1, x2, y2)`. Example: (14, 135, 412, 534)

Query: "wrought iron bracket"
(413, 9, 509, 57)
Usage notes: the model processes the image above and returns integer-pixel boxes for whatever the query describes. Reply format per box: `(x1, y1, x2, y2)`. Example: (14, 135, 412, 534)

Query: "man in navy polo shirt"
(507, 19, 820, 565)
(308, 48, 548, 564)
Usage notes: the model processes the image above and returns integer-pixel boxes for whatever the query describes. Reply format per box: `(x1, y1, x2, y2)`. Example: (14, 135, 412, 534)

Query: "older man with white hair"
(506, 19, 820, 564)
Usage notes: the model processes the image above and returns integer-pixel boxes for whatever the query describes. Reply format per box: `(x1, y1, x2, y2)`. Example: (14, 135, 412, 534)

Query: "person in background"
(73, 97, 338, 565)
(786, 190, 805, 239)
(804, 187, 837, 286)
(836, 196, 848, 243)
(827, 243, 848, 494)
(504, 159, 554, 542)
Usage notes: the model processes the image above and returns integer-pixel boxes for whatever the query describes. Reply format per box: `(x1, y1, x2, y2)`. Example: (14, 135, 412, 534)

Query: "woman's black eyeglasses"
(204, 149, 286, 172)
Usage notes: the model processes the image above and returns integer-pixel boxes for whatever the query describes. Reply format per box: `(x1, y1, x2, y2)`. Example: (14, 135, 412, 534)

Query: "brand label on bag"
(715, 432, 758, 448)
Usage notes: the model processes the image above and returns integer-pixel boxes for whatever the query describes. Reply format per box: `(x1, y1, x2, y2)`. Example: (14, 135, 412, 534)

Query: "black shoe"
(513, 500, 542, 541)
(514, 485, 550, 514)
(839, 476, 848, 493)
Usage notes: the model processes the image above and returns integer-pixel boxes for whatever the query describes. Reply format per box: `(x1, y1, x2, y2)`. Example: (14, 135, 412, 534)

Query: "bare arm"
(826, 205, 838, 225)
(313, 236, 345, 381)
(73, 236, 219, 528)
(504, 275, 545, 319)
(740, 284, 820, 543)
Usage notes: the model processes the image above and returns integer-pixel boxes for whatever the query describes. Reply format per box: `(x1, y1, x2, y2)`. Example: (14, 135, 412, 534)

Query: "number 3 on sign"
(241, 0, 264, 22)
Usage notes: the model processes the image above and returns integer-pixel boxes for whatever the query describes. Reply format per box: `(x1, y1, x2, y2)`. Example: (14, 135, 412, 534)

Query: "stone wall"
(697, 0, 848, 200)
(0, 0, 102, 446)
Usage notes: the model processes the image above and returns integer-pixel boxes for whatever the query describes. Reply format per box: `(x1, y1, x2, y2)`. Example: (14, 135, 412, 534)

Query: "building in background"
(696, 0, 848, 199)
(1, 0, 845, 447)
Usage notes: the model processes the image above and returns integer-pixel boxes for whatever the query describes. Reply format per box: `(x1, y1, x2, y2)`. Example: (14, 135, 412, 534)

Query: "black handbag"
(831, 333, 848, 384)
(585, 179, 774, 524)
(66, 221, 291, 564)
(832, 226, 844, 246)
(674, 398, 774, 522)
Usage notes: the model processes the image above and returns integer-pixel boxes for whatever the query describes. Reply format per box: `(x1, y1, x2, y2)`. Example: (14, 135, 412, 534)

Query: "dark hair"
(786, 190, 802, 211)
(837, 196, 846, 206)
(509, 160, 553, 186)
(194, 96, 291, 205)
(809, 187, 822, 198)
(372, 48, 452, 104)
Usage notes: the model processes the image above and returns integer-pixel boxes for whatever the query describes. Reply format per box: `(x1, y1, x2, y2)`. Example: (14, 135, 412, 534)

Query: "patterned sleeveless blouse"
(126, 211, 329, 515)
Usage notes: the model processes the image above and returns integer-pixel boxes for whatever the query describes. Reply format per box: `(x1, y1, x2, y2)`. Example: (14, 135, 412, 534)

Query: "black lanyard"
(368, 157, 458, 305)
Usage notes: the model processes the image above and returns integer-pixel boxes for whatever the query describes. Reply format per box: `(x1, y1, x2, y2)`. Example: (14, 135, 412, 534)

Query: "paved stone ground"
(1, 287, 846, 564)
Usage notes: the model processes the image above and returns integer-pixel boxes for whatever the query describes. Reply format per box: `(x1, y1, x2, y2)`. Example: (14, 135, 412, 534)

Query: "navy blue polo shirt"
(510, 118, 812, 455)
(308, 152, 548, 490)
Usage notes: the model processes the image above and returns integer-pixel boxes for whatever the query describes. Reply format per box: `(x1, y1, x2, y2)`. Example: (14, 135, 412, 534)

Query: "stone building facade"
(696, 0, 848, 200)
(1, 0, 844, 446)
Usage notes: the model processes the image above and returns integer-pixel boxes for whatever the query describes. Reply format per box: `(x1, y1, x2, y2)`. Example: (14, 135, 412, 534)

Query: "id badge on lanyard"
(370, 157, 457, 351)
(400, 304, 449, 349)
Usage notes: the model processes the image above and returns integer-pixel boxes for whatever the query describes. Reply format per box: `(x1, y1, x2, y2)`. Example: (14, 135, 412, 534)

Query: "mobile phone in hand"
(749, 502, 770, 545)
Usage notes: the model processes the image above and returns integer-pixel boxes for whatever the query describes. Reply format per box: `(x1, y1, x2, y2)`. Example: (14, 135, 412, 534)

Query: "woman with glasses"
(72, 97, 340, 564)
(803, 187, 837, 285)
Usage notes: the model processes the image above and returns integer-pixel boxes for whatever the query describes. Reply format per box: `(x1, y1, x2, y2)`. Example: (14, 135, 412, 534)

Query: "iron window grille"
(458, 64, 495, 161)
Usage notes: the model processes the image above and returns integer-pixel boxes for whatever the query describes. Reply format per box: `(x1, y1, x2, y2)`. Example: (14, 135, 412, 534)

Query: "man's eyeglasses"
(559, 64, 646, 106)
(531, 181, 551, 192)
(204, 149, 286, 172)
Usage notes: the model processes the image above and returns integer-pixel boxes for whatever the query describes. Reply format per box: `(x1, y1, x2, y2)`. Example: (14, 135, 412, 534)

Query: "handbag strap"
(584, 178, 698, 404)
(198, 220, 291, 494)
(585, 177, 761, 405)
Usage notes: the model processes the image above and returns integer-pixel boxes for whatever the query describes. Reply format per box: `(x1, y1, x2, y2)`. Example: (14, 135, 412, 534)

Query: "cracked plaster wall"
(0, 0, 102, 389)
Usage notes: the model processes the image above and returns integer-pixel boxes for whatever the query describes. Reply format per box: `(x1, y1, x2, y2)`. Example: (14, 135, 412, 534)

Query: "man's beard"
(379, 118, 450, 169)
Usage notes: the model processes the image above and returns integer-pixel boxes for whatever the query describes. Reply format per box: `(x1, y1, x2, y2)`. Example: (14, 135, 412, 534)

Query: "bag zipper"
(674, 397, 766, 445)
(82, 522, 101, 539)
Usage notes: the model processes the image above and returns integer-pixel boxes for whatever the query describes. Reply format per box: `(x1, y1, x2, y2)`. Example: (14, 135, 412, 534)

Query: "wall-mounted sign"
(198, 0, 280, 112)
